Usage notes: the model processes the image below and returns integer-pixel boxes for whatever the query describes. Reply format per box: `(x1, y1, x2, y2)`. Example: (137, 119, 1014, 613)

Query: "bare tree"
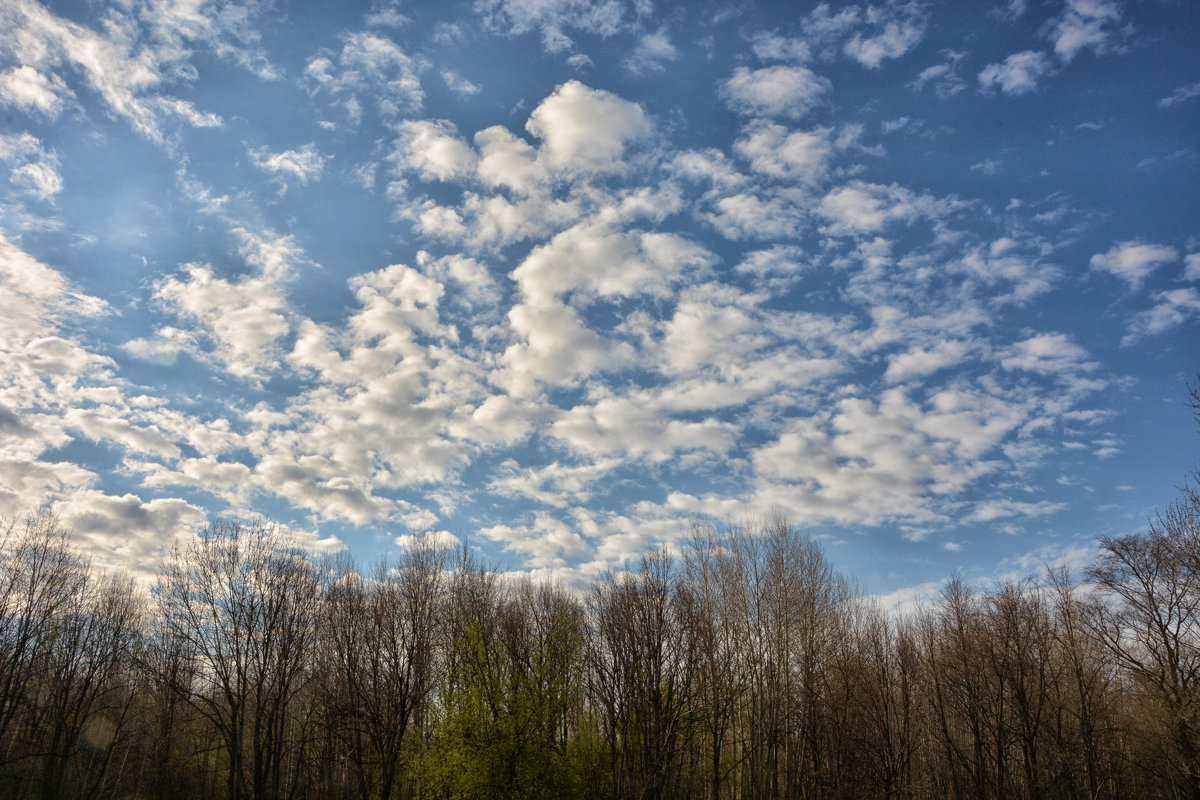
(589, 547, 693, 800)
(319, 536, 447, 800)
(156, 520, 320, 800)
(0, 513, 87, 774)
(1088, 498, 1200, 799)
(848, 601, 925, 800)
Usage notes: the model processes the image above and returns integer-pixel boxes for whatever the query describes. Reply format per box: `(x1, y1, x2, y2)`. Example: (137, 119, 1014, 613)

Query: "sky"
(0, 0, 1197, 601)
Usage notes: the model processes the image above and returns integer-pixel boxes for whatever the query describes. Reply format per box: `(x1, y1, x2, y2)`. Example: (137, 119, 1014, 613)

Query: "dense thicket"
(2, 488, 1200, 800)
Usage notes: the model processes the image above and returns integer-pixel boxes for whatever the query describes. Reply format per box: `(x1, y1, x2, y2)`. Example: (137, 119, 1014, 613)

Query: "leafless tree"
(1088, 498, 1200, 799)
(318, 536, 447, 800)
(156, 520, 320, 800)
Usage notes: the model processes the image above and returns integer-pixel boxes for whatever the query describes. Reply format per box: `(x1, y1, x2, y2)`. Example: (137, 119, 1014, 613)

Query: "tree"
(156, 520, 320, 800)
(1088, 498, 1200, 799)
(319, 537, 447, 800)
(588, 547, 693, 800)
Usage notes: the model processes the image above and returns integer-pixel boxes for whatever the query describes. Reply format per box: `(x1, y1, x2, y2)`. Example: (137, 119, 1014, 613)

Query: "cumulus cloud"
(441, 69, 480, 97)
(721, 65, 831, 120)
(1000, 333, 1094, 375)
(474, 125, 544, 194)
(146, 263, 290, 379)
(0, 232, 107, 344)
(525, 81, 650, 173)
(707, 192, 804, 241)
(749, 32, 812, 63)
(0, 133, 63, 200)
(909, 57, 966, 97)
(1122, 288, 1200, 345)
(1185, 253, 1200, 282)
(250, 143, 326, 186)
(818, 181, 921, 235)
(748, 387, 1026, 526)
(0, 0, 259, 142)
(134, 229, 303, 381)
(978, 51, 1053, 95)
(1159, 82, 1200, 109)
(1089, 240, 1178, 289)
(0, 65, 73, 118)
(511, 221, 714, 305)
(52, 490, 207, 575)
(1048, 0, 1124, 63)
(734, 121, 834, 185)
(735, 245, 809, 289)
(550, 396, 735, 462)
(477, 0, 633, 53)
(481, 514, 590, 570)
(305, 32, 423, 123)
(625, 28, 678, 74)
(843, 2, 927, 69)
(393, 120, 477, 181)
(884, 339, 973, 383)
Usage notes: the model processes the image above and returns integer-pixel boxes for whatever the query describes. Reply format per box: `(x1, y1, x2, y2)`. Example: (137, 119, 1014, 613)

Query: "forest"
(2, 387, 1199, 800)
(1, 486, 1198, 800)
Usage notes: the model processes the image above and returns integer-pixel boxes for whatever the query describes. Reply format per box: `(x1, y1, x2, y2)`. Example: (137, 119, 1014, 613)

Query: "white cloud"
(734, 121, 834, 185)
(625, 28, 677, 74)
(956, 242, 1062, 305)
(138, 229, 304, 381)
(0, 232, 107, 345)
(525, 81, 650, 173)
(441, 69, 481, 96)
(489, 457, 621, 508)
(250, 143, 326, 185)
(477, 0, 632, 53)
(843, 2, 927, 69)
(0, 133, 62, 199)
(1160, 82, 1200, 109)
(1122, 288, 1200, 345)
(149, 263, 290, 380)
(0, 0, 255, 143)
(1185, 253, 1200, 282)
(396, 529, 460, 551)
(884, 339, 973, 383)
(1089, 240, 1178, 289)
(978, 51, 1053, 95)
(305, 32, 423, 123)
(480, 513, 590, 569)
(749, 387, 1026, 526)
(550, 396, 736, 462)
(416, 250, 499, 308)
(818, 181, 920, 235)
(909, 59, 966, 97)
(0, 65, 72, 117)
(735, 245, 809, 289)
(707, 192, 804, 240)
(511, 221, 714, 305)
(67, 409, 181, 460)
(721, 65, 831, 120)
(1048, 0, 1124, 63)
(52, 490, 207, 576)
(970, 498, 1066, 522)
(802, 4, 864, 52)
(749, 32, 812, 63)
(498, 300, 631, 398)
(394, 120, 477, 181)
(474, 125, 544, 194)
(1000, 333, 1094, 375)
(970, 159, 1001, 176)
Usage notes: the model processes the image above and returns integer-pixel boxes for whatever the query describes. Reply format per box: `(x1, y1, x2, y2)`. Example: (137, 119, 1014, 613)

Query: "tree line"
(1, 487, 1199, 800)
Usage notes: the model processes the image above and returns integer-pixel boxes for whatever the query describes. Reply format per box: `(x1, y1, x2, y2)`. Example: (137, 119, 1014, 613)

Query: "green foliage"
(421, 590, 585, 800)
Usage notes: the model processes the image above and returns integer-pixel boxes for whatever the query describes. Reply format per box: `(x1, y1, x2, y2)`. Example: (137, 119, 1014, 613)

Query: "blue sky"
(1, 0, 1197, 601)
